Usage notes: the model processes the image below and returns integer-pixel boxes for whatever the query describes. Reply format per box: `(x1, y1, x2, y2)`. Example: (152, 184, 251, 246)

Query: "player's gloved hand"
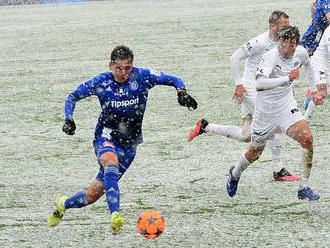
(177, 90, 198, 110)
(62, 119, 76, 135)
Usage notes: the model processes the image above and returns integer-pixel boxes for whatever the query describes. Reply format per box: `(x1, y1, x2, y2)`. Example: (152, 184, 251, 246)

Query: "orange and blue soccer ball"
(136, 210, 166, 239)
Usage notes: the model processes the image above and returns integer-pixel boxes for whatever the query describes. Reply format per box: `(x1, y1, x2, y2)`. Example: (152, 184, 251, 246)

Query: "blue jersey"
(64, 67, 186, 147)
(301, 0, 330, 53)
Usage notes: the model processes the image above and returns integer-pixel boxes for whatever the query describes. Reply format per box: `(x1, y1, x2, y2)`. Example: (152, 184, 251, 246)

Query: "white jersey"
(255, 45, 310, 116)
(311, 25, 330, 75)
(241, 31, 276, 87)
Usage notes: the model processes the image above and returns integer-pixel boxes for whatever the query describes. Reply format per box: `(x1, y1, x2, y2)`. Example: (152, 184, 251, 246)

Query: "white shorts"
(241, 87, 256, 118)
(251, 103, 304, 147)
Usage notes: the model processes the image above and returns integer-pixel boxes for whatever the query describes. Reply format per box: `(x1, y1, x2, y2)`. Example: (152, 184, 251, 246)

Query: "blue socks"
(64, 190, 88, 209)
(63, 166, 120, 215)
(104, 166, 120, 214)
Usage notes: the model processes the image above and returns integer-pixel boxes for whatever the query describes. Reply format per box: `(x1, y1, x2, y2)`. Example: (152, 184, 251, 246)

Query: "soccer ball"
(136, 210, 166, 239)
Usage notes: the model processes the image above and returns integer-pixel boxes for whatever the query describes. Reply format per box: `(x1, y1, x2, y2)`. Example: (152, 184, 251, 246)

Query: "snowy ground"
(0, 0, 330, 247)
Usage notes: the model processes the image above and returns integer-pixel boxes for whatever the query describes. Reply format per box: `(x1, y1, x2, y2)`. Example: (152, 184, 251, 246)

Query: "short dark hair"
(278, 26, 300, 43)
(111, 45, 134, 62)
(269, 10, 289, 24)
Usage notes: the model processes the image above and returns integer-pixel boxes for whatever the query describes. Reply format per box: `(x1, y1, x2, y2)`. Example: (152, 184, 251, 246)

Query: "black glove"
(177, 91, 198, 110)
(62, 119, 76, 135)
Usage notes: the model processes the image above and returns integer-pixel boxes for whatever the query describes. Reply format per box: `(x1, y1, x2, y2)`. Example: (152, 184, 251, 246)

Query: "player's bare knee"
(99, 152, 119, 168)
(251, 152, 262, 161)
(246, 149, 262, 162)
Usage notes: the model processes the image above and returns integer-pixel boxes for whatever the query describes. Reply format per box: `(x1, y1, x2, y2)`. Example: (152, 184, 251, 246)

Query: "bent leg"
(227, 144, 265, 197)
(287, 120, 313, 184)
(85, 180, 104, 204)
(206, 115, 252, 142)
(268, 129, 292, 178)
(64, 179, 104, 209)
(48, 181, 103, 227)
(287, 119, 320, 200)
(232, 144, 264, 179)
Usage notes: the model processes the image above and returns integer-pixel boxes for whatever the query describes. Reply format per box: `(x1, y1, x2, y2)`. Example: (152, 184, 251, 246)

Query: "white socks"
(299, 177, 309, 189)
(304, 100, 314, 123)
(206, 124, 244, 141)
(269, 133, 283, 172)
(232, 154, 251, 179)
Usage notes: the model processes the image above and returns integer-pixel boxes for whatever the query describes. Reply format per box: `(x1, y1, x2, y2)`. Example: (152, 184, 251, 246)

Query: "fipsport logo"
(111, 97, 139, 108)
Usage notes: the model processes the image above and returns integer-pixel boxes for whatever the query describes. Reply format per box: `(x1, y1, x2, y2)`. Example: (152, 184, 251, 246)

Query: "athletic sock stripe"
(105, 166, 120, 176)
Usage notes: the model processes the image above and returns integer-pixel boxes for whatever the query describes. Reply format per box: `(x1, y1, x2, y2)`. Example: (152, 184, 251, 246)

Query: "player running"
(47, 45, 198, 233)
(301, 0, 329, 118)
(304, 26, 330, 123)
(188, 11, 294, 181)
(226, 26, 324, 201)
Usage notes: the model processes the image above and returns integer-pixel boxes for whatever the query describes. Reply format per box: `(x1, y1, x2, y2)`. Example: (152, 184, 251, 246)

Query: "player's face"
(271, 17, 290, 41)
(278, 38, 297, 59)
(110, 59, 133, 83)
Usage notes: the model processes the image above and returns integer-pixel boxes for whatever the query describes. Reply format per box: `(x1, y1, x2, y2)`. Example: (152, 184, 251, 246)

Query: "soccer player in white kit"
(226, 26, 324, 201)
(188, 11, 294, 180)
(304, 25, 330, 122)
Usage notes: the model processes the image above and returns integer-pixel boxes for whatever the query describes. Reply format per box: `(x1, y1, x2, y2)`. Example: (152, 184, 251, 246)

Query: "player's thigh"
(94, 139, 137, 182)
(250, 114, 274, 148)
(93, 137, 119, 167)
(278, 103, 305, 134)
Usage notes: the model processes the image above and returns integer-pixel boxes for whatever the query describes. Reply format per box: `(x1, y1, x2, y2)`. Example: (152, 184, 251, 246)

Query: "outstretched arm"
(230, 47, 249, 86)
(64, 83, 94, 120)
(230, 48, 249, 103)
(63, 76, 100, 135)
(177, 90, 198, 110)
(144, 69, 198, 109)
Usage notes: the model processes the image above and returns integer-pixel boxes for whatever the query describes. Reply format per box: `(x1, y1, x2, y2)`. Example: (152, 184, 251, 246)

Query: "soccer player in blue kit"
(301, 0, 330, 120)
(301, 0, 330, 56)
(47, 45, 198, 234)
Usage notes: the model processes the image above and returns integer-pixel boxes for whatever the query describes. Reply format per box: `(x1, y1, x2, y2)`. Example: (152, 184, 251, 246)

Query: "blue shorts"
(93, 137, 137, 184)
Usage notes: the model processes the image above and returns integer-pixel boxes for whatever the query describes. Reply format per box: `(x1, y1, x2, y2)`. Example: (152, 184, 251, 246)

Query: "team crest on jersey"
(129, 81, 139, 91)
